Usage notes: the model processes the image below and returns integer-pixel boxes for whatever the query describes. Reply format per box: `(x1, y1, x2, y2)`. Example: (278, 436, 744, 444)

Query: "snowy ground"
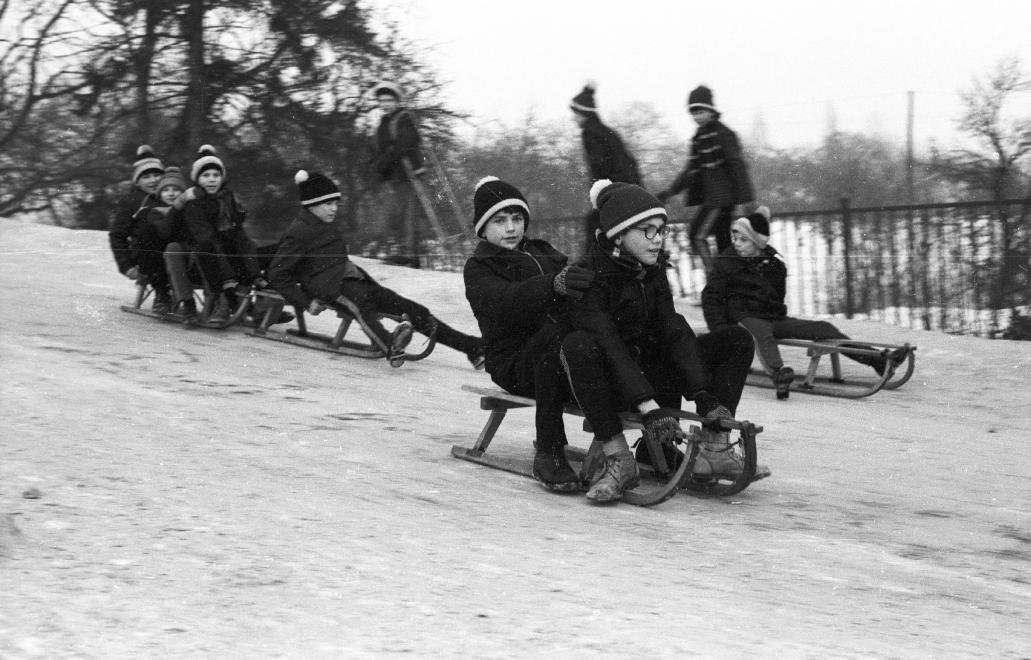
(1, 218, 1030, 658)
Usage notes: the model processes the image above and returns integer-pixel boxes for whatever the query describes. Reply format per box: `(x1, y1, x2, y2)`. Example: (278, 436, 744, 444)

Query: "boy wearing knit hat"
(109, 145, 175, 311)
(464, 176, 596, 492)
(270, 170, 484, 369)
(702, 207, 900, 398)
(370, 81, 426, 267)
(177, 144, 262, 314)
(560, 180, 758, 502)
(570, 80, 642, 255)
(657, 85, 756, 271)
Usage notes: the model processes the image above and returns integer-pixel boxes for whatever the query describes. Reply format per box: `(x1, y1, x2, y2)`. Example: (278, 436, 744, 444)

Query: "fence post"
(841, 197, 854, 318)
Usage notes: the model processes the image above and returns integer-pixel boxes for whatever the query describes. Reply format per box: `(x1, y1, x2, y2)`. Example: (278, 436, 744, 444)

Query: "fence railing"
(423, 198, 1031, 338)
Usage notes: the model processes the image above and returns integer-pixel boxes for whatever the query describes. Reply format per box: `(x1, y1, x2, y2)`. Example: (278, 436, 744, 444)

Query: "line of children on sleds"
(111, 143, 905, 506)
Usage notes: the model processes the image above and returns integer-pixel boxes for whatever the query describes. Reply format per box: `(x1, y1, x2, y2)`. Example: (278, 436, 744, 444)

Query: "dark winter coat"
(178, 185, 248, 247)
(667, 119, 754, 208)
(108, 188, 155, 274)
(565, 240, 707, 407)
(375, 109, 424, 183)
(463, 238, 569, 376)
(580, 115, 641, 185)
(268, 208, 365, 310)
(701, 245, 788, 329)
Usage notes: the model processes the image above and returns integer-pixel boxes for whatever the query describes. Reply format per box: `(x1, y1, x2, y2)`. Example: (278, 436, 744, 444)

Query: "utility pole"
(906, 91, 915, 203)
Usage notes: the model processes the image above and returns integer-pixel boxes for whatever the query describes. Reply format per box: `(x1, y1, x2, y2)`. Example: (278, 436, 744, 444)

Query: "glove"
(694, 390, 734, 430)
(641, 408, 687, 446)
(124, 266, 140, 280)
(553, 265, 595, 300)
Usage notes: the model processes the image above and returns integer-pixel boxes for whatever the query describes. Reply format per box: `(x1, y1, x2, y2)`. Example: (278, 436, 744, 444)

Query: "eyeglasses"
(632, 224, 671, 240)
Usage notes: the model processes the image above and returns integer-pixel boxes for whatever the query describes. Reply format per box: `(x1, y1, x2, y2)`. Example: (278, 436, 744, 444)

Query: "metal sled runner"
(247, 289, 437, 365)
(452, 385, 766, 507)
(746, 339, 916, 399)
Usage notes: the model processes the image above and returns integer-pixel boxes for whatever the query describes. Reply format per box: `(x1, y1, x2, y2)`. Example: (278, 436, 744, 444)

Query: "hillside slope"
(1, 219, 1029, 658)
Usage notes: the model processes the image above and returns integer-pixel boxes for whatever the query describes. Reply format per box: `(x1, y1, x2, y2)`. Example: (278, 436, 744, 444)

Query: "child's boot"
(772, 366, 795, 400)
(692, 430, 743, 478)
(387, 321, 413, 368)
(585, 436, 640, 503)
(532, 440, 582, 492)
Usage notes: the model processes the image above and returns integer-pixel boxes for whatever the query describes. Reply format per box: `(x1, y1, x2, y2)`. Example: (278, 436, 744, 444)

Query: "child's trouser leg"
(737, 317, 782, 372)
(558, 331, 624, 442)
(163, 243, 194, 303)
(336, 279, 392, 347)
(365, 284, 480, 355)
(697, 324, 755, 415)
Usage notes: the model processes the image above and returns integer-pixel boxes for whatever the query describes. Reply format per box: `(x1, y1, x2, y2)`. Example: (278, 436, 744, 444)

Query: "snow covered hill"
(1, 218, 1029, 657)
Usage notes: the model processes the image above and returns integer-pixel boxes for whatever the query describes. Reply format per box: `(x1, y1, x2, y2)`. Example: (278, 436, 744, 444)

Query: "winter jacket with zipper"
(375, 108, 424, 182)
(463, 238, 569, 376)
(268, 208, 365, 311)
(580, 115, 641, 185)
(667, 119, 754, 208)
(565, 240, 708, 407)
(177, 185, 248, 248)
(701, 245, 788, 329)
(108, 188, 155, 274)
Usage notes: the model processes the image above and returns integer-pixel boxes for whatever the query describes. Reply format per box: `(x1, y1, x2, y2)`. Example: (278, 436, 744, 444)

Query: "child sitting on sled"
(563, 180, 756, 503)
(108, 145, 174, 312)
(269, 170, 484, 369)
(176, 145, 263, 313)
(463, 176, 596, 492)
(701, 207, 905, 399)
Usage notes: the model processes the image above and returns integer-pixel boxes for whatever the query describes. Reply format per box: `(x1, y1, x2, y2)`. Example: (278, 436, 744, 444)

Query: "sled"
(120, 278, 252, 330)
(247, 289, 437, 365)
(746, 339, 916, 399)
(452, 385, 766, 507)
(402, 157, 471, 249)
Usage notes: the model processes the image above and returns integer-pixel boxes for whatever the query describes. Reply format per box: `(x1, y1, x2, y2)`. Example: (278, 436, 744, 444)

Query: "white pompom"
(136, 144, 153, 156)
(475, 175, 499, 191)
(295, 170, 309, 184)
(197, 143, 216, 155)
(755, 205, 771, 219)
(589, 179, 613, 209)
(584, 79, 597, 90)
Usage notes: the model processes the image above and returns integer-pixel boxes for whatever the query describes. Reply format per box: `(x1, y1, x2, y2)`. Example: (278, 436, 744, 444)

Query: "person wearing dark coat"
(657, 85, 756, 269)
(562, 180, 756, 502)
(463, 176, 595, 492)
(372, 81, 426, 268)
(175, 145, 262, 314)
(270, 170, 483, 369)
(702, 207, 895, 398)
(108, 145, 172, 310)
(570, 81, 642, 256)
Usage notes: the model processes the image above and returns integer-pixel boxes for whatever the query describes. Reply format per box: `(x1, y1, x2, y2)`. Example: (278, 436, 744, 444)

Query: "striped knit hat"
(295, 170, 341, 207)
(589, 179, 666, 239)
(131, 145, 164, 183)
(732, 206, 772, 249)
(570, 80, 598, 115)
(473, 176, 529, 237)
(190, 144, 225, 182)
(687, 85, 718, 114)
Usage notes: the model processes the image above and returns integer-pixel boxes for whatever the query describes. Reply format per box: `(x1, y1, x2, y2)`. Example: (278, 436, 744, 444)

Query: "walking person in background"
(371, 80, 425, 268)
(657, 85, 757, 271)
(570, 80, 642, 256)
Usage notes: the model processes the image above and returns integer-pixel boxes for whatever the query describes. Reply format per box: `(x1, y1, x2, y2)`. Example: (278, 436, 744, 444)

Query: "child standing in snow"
(109, 145, 173, 311)
(269, 170, 484, 369)
(371, 81, 425, 267)
(177, 145, 262, 311)
(657, 85, 756, 270)
(562, 180, 756, 503)
(701, 207, 903, 399)
(463, 176, 596, 492)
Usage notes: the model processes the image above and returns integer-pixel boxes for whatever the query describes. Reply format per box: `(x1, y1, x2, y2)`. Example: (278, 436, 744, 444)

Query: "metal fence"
(424, 198, 1031, 338)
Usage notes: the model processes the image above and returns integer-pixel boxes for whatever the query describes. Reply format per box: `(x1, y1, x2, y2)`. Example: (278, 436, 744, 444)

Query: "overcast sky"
(385, 0, 1031, 149)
